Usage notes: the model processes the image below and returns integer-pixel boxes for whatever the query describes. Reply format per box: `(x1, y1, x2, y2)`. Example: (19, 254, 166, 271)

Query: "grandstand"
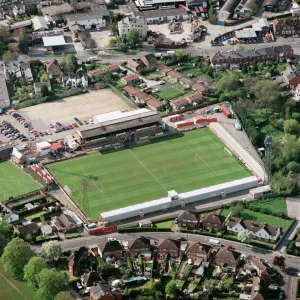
(75, 109, 164, 147)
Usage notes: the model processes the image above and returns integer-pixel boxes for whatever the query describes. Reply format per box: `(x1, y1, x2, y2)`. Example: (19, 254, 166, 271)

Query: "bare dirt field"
(19, 89, 131, 125)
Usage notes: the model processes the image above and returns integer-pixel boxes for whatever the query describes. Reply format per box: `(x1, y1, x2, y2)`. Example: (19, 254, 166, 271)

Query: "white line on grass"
(83, 171, 111, 204)
(187, 144, 220, 177)
(128, 150, 168, 192)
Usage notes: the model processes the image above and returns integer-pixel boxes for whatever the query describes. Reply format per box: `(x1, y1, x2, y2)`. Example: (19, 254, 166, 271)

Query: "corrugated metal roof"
(32, 16, 49, 31)
(76, 109, 161, 139)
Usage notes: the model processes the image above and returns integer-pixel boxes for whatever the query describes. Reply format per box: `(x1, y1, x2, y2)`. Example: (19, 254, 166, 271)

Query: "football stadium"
(47, 128, 256, 221)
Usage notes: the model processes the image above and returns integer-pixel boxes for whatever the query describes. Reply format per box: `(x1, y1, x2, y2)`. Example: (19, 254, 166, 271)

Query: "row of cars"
(7, 110, 30, 128)
(0, 120, 27, 141)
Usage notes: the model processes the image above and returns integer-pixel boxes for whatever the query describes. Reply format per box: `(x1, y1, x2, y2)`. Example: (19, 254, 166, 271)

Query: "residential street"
(32, 231, 300, 298)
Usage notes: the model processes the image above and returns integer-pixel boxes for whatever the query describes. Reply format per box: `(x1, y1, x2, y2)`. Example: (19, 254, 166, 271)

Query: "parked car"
(227, 244, 235, 250)
(174, 218, 178, 224)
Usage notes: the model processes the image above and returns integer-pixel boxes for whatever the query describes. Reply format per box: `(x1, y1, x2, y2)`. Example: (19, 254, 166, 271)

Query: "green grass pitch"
(47, 128, 252, 219)
(0, 161, 40, 202)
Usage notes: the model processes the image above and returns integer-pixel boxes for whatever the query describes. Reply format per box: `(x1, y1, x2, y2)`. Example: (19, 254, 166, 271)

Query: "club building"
(74, 109, 164, 147)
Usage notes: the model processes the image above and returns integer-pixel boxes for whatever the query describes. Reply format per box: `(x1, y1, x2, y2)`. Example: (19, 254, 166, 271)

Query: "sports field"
(0, 161, 40, 202)
(47, 128, 252, 219)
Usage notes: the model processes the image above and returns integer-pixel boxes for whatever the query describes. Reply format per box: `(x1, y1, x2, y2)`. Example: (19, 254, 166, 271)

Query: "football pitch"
(0, 161, 40, 202)
(47, 128, 252, 219)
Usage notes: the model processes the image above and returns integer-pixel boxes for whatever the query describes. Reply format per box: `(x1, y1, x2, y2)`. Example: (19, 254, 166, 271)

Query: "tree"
(18, 36, 31, 54)
(234, 44, 244, 52)
(284, 119, 299, 136)
(241, 64, 248, 74)
(238, 229, 252, 244)
(41, 241, 62, 261)
(0, 218, 12, 237)
(109, 23, 118, 36)
(39, 72, 49, 82)
(108, 37, 118, 47)
(24, 256, 47, 288)
(35, 269, 68, 300)
(176, 49, 185, 61)
(273, 256, 286, 269)
(41, 85, 49, 97)
(231, 202, 244, 217)
(2, 51, 14, 62)
(165, 280, 179, 298)
(126, 29, 140, 46)
(1, 238, 34, 278)
(220, 277, 234, 291)
(272, 173, 297, 196)
(54, 291, 73, 300)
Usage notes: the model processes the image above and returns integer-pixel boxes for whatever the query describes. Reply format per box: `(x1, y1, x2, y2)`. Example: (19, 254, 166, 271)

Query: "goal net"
(64, 185, 72, 196)
(224, 147, 233, 157)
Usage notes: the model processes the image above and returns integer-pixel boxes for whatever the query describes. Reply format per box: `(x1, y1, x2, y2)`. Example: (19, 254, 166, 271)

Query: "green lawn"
(249, 197, 287, 214)
(0, 263, 36, 300)
(47, 128, 252, 219)
(181, 68, 204, 76)
(153, 219, 174, 229)
(158, 88, 182, 100)
(221, 207, 291, 231)
(0, 161, 40, 202)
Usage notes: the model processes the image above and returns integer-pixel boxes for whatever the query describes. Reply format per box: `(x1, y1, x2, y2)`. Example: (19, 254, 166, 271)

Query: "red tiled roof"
(186, 93, 203, 102)
(88, 69, 106, 76)
(134, 91, 151, 102)
(192, 82, 208, 92)
(158, 239, 181, 250)
(122, 74, 139, 82)
(167, 70, 184, 79)
(105, 64, 120, 72)
(186, 242, 211, 254)
(147, 98, 163, 108)
(171, 98, 188, 108)
(123, 85, 139, 95)
(156, 64, 172, 73)
(203, 214, 225, 224)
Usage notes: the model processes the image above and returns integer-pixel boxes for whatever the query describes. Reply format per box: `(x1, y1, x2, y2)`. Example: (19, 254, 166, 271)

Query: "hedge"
(179, 228, 225, 238)
(118, 227, 171, 233)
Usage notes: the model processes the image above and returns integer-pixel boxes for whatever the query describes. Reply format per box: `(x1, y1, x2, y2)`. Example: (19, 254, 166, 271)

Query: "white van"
(88, 56, 98, 61)
(209, 239, 222, 246)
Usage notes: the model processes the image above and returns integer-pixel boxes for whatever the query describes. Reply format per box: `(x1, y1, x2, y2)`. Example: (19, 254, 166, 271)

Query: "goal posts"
(224, 147, 233, 157)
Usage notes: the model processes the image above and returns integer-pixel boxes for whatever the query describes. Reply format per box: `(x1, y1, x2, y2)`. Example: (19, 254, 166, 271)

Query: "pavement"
(31, 230, 300, 298)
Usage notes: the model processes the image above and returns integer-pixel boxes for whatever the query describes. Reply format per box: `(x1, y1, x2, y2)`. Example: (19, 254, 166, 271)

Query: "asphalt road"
(33, 231, 300, 298)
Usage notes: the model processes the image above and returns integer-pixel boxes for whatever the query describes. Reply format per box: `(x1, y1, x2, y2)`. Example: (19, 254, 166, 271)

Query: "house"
(127, 59, 146, 73)
(54, 212, 80, 233)
(88, 68, 106, 77)
(62, 72, 88, 88)
(210, 45, 294, 67)
(6, 212, 19, 223)
(41, 224, 52, 235)
(179, 77, 194, 88)
(192, 82, 209, 93)
(121, 74, 139, 85)
(246, 255, 270, 281)
(4, 61, 33, 83)
(156, 64, 172, 75)
(146, 98, 164, 111)
(98, 240, 123, 259)
(170, 98, 189, 111)
(250, 277, 266, 300)
(186, 242, 212, 262)
(133, 91, 152, 105)
(282, 65, 300, 88)
(34, 81, 51, 95)
(127, 54, 157, 73)
(11, 147, 27, 164)
(157, 239, 181, 258)
(14, 222, 39, 240)
(90, 283, 114, 300)
(105, 64, 120, 73)
(177, 210, 198, 228)
(128, 236, 151, 256)
(68, 247, 89, 276)
(212, 248, 241, 269)
(273, 18, 300, 37)
(67, 13, 106, 29)
(202, 214, 225, 232)
(118, 16, 147, 40)
(167, 70, 184, 82)
(140, 54, 157, 71)
(123, 85, 139, 97)
(227, 217, 281, 243)
(296, 235, 300, 250)
(45, 59, 61, 77)
(186, 93, 204, 104)
(81, 271, 99, 288)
